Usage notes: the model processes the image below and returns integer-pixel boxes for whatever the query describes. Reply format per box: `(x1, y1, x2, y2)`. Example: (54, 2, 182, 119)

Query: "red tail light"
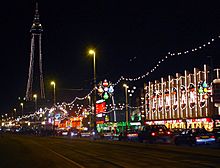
(167, 131, 171, 135)
(210, 135, 215, 138)
(151, 132, 156, 136)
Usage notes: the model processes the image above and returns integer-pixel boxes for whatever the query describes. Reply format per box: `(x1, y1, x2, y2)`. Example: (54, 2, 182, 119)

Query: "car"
(100, 130, 114, 140)
(212, 127, 220, 143)
(70, 129, 80, 137)
(138, 124, 173, 144)
(119, 129, 139, 142)
(174, 128, 216, 146)
(79, 130, 92, 138)
(171, 128, 184, 136)
(61, 130, 69, 136)
(56, 129, 69, 136)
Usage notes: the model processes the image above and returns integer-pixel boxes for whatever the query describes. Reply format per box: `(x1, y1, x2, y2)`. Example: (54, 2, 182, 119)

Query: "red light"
(210, 135, 215, 138)
(127, 133, 138, 137)
(151, 132, 156, 136)
(203, 94, 209, 99)
(103, 80, 108, 87)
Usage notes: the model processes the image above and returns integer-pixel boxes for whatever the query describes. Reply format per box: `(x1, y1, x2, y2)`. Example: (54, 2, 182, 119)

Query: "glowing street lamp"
(123, 84, 129, 127)
(13, 108, 16, 118)
(50, 81, 56, 105)
(20, 103, 24, 116)
(89, 49, 97, 133)
(89, 50, 96, 85)
(33, 94, 37, 111)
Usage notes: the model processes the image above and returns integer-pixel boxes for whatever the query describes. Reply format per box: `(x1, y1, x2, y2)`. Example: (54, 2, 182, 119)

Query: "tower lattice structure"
(25, 3, 45, 101)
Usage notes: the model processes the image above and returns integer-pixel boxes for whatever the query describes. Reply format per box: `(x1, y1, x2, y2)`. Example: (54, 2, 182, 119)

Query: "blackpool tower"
(25, 3, 45, 101)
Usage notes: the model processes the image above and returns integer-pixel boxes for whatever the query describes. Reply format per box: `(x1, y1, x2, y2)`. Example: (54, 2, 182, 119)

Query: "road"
(0, 134, 220, 168)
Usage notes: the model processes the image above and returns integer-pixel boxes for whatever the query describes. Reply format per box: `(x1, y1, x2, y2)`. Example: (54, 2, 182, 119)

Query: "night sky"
(1, 1, 220, 114)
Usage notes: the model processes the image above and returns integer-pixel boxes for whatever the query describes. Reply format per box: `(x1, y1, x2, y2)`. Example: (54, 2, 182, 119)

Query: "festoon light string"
(113, 36, 219, 86)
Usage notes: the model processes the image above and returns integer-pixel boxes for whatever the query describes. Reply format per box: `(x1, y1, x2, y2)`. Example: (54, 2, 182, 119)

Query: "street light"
(123, 84, 129, 129)
(50, 81, 56, 105)
(13, 108, 16, 118)
(33, 94, 37, 111)
(89, 49, 97, 133)
(128, 86, 136, 120)
(20, 103, 24, 116)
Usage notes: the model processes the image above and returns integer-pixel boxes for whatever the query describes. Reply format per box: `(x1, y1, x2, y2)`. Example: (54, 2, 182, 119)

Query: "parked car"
(212, 127, 220, 143)
(69, 129, 80, 137)
(56, 129, 69, 136)
(174, 128, 216, 146)
(138, 125, 173, 144)
(79, 130, 92, 138)
(171, 128, 184, 136)
(119, 129, 139, 142)
(100, 130, 114, 140)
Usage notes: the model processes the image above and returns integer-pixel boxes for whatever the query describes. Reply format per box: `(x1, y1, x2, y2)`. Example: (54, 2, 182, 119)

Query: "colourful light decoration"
(157, 91, 163, 112)
(180, 85, 186, 110)
(98, 79, 114, 100)
(103, 80, 108, 87)
(105, 114, 109, 122)
(103, 92, 109, 100)
(96, 101, 106, 114)
(172, 87, 178, 111)
(164, 89, 170, 112)
(152, 90, 157, 113)
(189, 83, 196, 109)
(145, 93, 150, 114)
(198, 81, 211, 108)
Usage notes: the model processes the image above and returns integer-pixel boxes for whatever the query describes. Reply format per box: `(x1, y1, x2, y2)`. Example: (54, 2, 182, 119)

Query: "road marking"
(29, 139, 85, 168)
(46, 148, 85, 168)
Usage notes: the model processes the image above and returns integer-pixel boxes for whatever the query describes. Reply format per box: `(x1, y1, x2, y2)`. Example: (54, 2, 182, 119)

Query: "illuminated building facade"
(144, 65, 220, 131)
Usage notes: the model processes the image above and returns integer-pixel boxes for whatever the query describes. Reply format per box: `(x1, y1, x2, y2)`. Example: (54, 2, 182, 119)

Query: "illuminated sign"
(96, 101, 106, 114)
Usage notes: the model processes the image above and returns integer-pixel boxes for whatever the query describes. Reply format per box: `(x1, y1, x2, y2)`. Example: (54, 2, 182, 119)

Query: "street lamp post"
(50, 81, 56, 105)
(33, 94, 37, 111)
(89, 49, 97, 133)
(13, 108, 16, 118)
(123, 84, 129, 130)
(20, 103, 24, 116)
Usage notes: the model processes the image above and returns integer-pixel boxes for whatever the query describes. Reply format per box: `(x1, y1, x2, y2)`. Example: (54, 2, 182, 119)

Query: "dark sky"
(1, 1, 220, 114)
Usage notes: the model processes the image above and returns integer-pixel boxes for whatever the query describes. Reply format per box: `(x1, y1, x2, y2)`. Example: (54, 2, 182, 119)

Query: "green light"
(103, 92, 109, 100)
(198, 87, 203, 94)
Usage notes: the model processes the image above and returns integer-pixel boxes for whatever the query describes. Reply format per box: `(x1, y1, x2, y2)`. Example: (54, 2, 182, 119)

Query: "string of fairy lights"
(3, 35, 220, 122)
(113, 36, 219, 86)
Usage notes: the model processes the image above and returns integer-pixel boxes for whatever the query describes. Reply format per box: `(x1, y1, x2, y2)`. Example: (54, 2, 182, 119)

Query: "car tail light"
(167, 131, 171, 135)
(127, 133, 138, 137)
(151, 132, 156, 136)
(210, 135, 215, 138)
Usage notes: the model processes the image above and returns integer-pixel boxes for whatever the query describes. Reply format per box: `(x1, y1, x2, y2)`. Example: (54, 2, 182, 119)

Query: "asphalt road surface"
(0, 134, 220, 168)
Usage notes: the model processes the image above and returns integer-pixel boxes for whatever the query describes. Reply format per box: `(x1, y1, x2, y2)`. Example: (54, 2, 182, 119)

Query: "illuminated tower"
(25, 3, 45, 101)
